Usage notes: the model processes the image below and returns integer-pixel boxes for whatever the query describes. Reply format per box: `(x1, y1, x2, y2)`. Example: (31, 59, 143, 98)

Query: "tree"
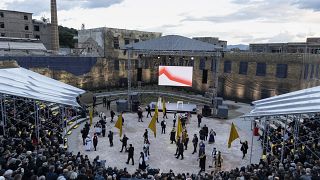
(58, 26, 78, 48)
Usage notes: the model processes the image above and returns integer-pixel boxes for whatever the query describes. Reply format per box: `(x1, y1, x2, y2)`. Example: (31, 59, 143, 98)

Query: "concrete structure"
(33, 19, 52, 51)
(1, 52, 319, 103)
(0, 37, 49, 56)
(50, 0, 59, 53)
(193, 37, 227, 50)
(0, 9, 54, 51)
(0, 10, 33, 38)
(77, 27, 161, 57)
(250, 38, 320, 54)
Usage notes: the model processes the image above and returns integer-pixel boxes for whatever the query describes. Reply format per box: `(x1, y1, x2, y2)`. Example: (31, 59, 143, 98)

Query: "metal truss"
(245, 113, 320, 164)
(0, 93, 75, 149)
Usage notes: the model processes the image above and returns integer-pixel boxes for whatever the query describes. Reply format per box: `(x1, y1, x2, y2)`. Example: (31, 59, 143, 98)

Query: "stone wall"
(1, 52, 320, 102)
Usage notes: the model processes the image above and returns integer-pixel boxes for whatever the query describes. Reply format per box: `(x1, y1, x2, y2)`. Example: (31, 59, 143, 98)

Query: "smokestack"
(51, 0, 59, 53)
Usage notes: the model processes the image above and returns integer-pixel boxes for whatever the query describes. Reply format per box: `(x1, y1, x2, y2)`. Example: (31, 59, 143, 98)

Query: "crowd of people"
(1, 96, 320, 180)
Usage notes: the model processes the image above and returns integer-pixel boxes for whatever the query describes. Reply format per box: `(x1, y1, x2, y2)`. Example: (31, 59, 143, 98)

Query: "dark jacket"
(93, 136, 98, 146)
(121, 136, 129, 145)
(170, 130, 176, 141)
(128, 146, 134, 157)
(192, 136, 198, 145)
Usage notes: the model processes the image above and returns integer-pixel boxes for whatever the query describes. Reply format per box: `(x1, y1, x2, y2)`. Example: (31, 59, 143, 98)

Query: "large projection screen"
(158, 66, 193, 87)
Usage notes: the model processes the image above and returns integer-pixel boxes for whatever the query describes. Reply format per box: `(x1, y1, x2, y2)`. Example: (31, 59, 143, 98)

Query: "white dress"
(143, 145, 149, 161)
(85, 137, 92, 151)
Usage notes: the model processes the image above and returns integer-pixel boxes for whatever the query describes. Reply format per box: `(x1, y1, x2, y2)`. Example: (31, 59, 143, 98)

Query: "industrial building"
(250, 38, 320, 54)
(0, 9, 56, 51)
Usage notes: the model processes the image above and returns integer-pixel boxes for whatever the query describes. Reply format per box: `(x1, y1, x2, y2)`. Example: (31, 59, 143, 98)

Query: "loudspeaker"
(137, 68, 142, 81)
(202, 70, 208, 84)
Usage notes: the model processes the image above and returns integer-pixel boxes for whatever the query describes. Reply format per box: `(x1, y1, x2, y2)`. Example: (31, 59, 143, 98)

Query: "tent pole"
(0, 95, 5, 136)
(281, 115, 288, 162)
(293, 115, 299, 152)
(250, 118, 254, 164)
(127, 48, 132, 112)
(34, 101, 37, 141)
(13, 97, 16, 122)
(37, 103, 40, 145)
(266, 119, 270, 153)
(262, 117, 267, 152)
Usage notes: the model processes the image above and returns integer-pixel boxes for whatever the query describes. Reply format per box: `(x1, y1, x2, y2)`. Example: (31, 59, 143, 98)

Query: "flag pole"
(249, 118, 254, 164)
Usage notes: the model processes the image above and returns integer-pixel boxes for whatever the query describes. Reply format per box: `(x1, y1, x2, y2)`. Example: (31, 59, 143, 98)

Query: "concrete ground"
(68, 100, 262, 174)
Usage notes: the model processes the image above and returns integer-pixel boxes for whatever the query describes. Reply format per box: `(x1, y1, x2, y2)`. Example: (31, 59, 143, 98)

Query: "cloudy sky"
(1, 0, 320, 44)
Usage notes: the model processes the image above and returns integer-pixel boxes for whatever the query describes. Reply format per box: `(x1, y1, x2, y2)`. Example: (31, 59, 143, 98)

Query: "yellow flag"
(176, 116, 183, 139)
(148, 105, 158, 137)
(227, 122, 239, 148)
(162, 97, 166, 113)
(115, 114, 123, 137)
(89, 106, 93, 126)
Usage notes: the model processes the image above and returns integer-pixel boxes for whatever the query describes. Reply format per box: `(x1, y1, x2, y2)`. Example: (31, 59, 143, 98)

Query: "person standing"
(203, 125, 209, 141)
(216, 151, 223, 168)
(197, 113, 202, 128)
(175, 137, 181, 156)
(138, 108, 143, 122)
(173, 118, 176, 127)
(81, 128, 88, 145)
(108, 131, 114, 147)
(121, 113, 125, 125)
(199, 141, 205, 157)
(120, 134, 129, 152)
(209, 147, 217, 168)
(103, 113, 106, 121)
(240, 140, 249, 159)
(184, 132, 189, 150)
(143, 129, 148, 142)
(192, 134, 199, 154)
(101, 122, 106, 137)
(139, 152, 146, 171)
(199, 129, 205, 141)
(110, 110, 115, 123)
(85, 135, 92, 151)
(170, 128, 176, 144)
(126, 144, 134, 165)
(103, 97, 107, 107)
(176, 140, 184, 160)
(107, 99, 111, 110)
(161, 119, 167, 134)
(146, 105, 152, 118)
(144, 139, 150, 156)
(208, 129, 216, 144)
(93, 133, 98, 151)
(163, 108, 168, 119)
(199, 153, 206, 173)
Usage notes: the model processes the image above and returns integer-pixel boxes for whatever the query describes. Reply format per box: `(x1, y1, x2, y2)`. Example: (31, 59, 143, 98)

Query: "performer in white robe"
(143, 147, 149, 161)
(85, 135, 92, 151)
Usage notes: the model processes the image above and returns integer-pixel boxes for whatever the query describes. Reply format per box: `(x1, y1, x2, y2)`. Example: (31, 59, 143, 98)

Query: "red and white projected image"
(158, 66, 193, 87)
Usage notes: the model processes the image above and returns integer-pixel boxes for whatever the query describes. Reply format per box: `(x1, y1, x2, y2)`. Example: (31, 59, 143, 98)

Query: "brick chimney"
(51, 0, 59, 53)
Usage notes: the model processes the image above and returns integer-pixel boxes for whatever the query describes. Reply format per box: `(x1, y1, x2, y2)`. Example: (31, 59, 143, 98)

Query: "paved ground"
(68, 100, 262, 174)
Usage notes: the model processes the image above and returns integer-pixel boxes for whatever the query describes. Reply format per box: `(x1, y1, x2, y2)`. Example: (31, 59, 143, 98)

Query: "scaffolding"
(244, 113, 320, 164)
(122, 35, 223, 112)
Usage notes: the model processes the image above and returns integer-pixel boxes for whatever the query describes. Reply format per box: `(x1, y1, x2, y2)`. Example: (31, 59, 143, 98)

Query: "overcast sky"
(1, 0, 320, 44)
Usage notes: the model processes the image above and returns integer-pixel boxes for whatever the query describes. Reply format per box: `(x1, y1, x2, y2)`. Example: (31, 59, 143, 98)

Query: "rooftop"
(0, 9, 32, 14)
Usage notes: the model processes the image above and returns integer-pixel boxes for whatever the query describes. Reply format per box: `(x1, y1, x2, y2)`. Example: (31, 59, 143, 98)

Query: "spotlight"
(191, 57, 194, 60)
(157, 56, 160, 59)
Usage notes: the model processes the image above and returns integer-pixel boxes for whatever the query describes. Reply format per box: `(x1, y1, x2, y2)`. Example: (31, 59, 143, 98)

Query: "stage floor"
(69, 101, 262, 174)
(149, 102, 197, 113)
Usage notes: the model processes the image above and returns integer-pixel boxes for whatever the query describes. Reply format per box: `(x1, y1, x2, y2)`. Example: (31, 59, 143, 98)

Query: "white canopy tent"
(245, 86, 320, 117)
(0, 67, 85, 107)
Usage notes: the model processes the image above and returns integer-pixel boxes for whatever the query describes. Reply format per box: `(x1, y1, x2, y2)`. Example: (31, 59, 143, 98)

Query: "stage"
(148, 102, 197, 114)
